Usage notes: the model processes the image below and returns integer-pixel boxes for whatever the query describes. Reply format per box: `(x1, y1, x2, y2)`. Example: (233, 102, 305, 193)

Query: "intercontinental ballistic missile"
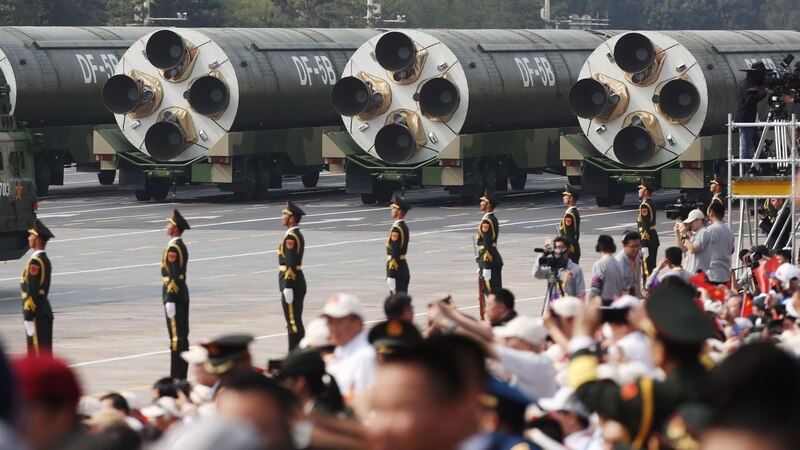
(105, 28, 379, 163)
(569, 30, 800, 169)
(331, 29, 609, 165)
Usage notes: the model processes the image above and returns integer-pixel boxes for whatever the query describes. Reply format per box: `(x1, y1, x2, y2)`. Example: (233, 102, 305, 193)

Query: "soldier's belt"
(279, 265, 303, 271)
(649, 226, 657, 230)
(477, 244, 496, 248)
(386, 255, 407, 260)
(162, 275, 186, 283)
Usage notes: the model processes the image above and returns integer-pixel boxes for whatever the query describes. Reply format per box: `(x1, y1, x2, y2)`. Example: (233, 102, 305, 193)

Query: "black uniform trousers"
(482, 265, 503, 296)
(26, 314, 53, 357)
(164, 298, 190, 380)
(644, 234, 659, 275)
(281, 272, 307, 351)
(395, 261, 410, 293)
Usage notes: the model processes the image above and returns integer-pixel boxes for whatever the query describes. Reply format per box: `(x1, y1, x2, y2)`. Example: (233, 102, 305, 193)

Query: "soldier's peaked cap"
(28, 219, 54, 241)
(368, 320, 423, 354)
(480, 190, 501, 207)
(638, 178, 656, 193)
(167, 209, 190, 232)
(283, 201, 306, 217)
(644, 285, 714, 345)
(201, 334, 253, 374)
(562, 184, 579, 199)
(710, 175, 723, 186)
(390, 194, 412, 211)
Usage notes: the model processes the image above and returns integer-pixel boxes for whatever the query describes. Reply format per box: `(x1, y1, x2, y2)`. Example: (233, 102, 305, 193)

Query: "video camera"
(665, 198, 706, 221)
(534, 247, 568, 270)
(764, 54, 800, 110)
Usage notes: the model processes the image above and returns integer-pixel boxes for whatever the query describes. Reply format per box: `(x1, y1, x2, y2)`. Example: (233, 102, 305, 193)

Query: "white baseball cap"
(774, 263, 800, 285)
(141, 396, 181, 419)
(181, 345, 209, 365)
(682, 209, 706, 223)
(299, 318, 332, 349)
(538, 387, 590, 418)
(611, 295, 641, 310)
(493, 316, 548, 347)
(550, 296, 582, 318)
(322, 293, 364, 318)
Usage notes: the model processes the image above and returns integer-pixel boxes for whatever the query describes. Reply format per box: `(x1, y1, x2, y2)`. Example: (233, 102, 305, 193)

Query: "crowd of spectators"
(3, 205, 800, 450)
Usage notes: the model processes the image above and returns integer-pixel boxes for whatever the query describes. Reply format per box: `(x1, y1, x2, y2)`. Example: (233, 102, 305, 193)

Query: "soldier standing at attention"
(477, 191, 503, 295)
(387, 194, 411, 295)
(21, 220, 54, 357)
(708, 176, 724, 216)
(279, 201, 307, 351)
(637, 180, 659, 275)
(559, 184, 581, 264)
(163, 209, 190, 379)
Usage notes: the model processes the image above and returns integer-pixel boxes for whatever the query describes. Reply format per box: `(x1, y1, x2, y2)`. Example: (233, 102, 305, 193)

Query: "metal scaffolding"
(727, 114, 798, 263)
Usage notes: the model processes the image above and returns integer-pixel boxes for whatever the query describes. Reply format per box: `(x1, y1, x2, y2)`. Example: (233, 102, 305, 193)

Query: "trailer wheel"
(150, 180, 171, 202)
(97, 170, 116, 185)
(35, 164, 50, 196)
(302, 170, 320, 188)
(608, 183, 626, 206)
(374, 182, 393, 204)
(595, 196, 611, 207)
(567, 175, 581, 186)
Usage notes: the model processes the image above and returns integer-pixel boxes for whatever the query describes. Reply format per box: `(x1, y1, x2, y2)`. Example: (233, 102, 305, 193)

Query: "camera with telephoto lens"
(535, 247, 568, 269)
(764, 54, 800, 111)
(665, 198, 705, 221)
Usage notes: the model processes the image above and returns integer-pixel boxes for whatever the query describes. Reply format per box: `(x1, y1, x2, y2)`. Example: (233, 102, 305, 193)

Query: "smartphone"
(600, 306, 629, 324)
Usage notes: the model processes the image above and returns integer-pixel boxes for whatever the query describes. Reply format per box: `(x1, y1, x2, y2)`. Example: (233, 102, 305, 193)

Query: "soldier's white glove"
(24, 321, 35, 337)
(641, 248, 650, 259)
(283, 288, 294, 304)
(483, 269, 492, 281)
(387, 277, 396, 292)
(165, 302, 176, 319)
(476, 267, 482, 275)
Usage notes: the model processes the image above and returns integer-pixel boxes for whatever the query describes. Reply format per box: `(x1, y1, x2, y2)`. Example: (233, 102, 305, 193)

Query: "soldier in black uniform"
(558, 184, 581, 264)
(477, 190, 503, 295)
(707, 176, 724, 217)
(387, 195, 411, 295)
(163, 209, 190, 379)
(21, 220, 54, 357)
(637, 180, 659, 275)
(569, 281, 714, 449)
(279, 201, 306, 351)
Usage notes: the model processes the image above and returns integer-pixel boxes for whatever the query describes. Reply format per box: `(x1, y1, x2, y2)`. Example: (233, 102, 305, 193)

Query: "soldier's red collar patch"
(621, 382, 638, 400)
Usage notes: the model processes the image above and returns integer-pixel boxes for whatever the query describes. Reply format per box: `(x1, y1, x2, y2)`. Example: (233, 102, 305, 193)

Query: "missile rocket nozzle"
(375, 123, 417, 164)
(145, 121, 187, 161)
(614, 33, 655, 74)
(657, 79, 700, 121)
(569, 78, 610, 119)
(418, 77, 460, 120)
(613, 126, 656, 167)
(188, 75, 230, 116)
(331, 76, 371, 117)
(375, 31, 416, 72)
(146, 30, 188, 70)
(102, 74, 143, 114)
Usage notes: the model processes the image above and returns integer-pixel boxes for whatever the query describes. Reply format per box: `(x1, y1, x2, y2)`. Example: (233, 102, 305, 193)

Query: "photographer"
(675, 209, 710, 275)
(778, 61, 800, 105)
(533, 236, 585, 300)
(731, 248, 761, 297)
(736, 61, 767, 173)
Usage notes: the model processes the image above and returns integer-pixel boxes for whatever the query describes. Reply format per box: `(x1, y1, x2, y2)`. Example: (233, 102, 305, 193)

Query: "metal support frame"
(727, 113, 798, 264)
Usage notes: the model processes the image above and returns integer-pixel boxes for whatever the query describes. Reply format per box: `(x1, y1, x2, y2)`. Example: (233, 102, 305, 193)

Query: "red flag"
(754, 256, 781, 294)
(741, 294, 753, 317)
(689, 272, 726, 302)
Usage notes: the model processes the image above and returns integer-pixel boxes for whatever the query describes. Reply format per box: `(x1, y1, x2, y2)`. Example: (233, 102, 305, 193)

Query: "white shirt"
(564, 428, 594, 450)
(326, 330, 376, 401)
(494, 345, 558, 400)
(609, 331, 654, 371)
(285, 226, 299, 236)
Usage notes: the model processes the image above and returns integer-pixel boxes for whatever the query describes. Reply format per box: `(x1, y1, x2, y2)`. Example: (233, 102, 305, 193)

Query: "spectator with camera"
(675, 209, 710, 275)
(646, 247, 693, 290)
(533, 236, 586, 300)
(614, 231, 645, 297)
(590, 235, 626, 305)
(705, 203, 735, 285)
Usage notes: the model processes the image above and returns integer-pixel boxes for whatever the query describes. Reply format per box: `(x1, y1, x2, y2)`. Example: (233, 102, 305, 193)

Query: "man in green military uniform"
(21, 219, 54, 357)
(568, 281, 713, 449)
(163, 209, 190, 379)
(477, 190, 503, 295)
(637, 179, 659, 276)
(387, 194, 411, 295)
(707, 176, 724, 217)
(279, 201, 306, 351)
(559, 184, 581, 264)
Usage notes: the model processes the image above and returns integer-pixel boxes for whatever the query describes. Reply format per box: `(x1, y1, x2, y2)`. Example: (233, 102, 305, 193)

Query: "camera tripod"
(750, 106, 793, 176)
(542, 269, 566, 314)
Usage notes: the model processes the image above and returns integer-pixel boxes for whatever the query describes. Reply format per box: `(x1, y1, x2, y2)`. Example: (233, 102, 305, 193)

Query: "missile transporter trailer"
(324, 29, 613, 203)
(562, 30, 800, 206)
(95, 28, 379, 201)
(0, 26, 155, 195)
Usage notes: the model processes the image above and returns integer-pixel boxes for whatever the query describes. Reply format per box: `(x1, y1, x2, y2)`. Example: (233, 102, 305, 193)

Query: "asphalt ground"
(0, 168, 699, 397)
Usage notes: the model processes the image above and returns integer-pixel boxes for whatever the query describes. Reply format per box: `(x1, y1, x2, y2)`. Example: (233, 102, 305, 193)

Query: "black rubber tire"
(595, 196, 611, 207)
(510, 172, 527, 190)
(495, 176, 509, 192)
(361, 193, 376, 205)
(134, 189, 152, 201)
(374, 183, 393, 204)
(608, 184, 626, 206)
(302, 170, 320, 188)
(567, 175, 582, 186)
(150, 180, 170, 202)
(97, 170, 116, 185)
